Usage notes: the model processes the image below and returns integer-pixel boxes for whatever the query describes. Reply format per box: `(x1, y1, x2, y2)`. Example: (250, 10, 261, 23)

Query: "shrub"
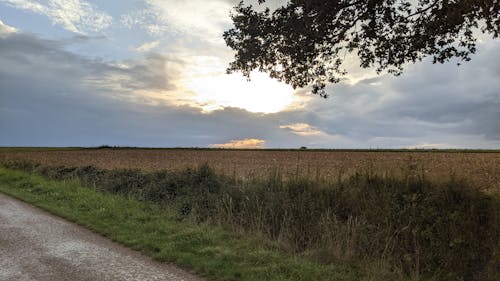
(2, 160, 498, 280)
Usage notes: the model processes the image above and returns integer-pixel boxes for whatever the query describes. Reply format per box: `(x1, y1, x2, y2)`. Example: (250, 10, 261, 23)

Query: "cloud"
(0, 19, 18, 36)
(135, 41, 159, 52)
(120, 8, 168, 37)
(0, 21, 499, 149)
(286, 40, 500, 148)
(184, 68, 296, 113)
(0, 0, 112, 33)
(118, 1, 303, 114)
(0, 31, 178, 94)
(120, 0, 232, 41)
(406, 143, 452, 149)
(146, 0, 232, 38)
(96, 53, 182, 93)
(211, 138, 266, 149)
(279, 123, 324, 136)
(0, 30, 281, 147)
(120, 0, 286, 40)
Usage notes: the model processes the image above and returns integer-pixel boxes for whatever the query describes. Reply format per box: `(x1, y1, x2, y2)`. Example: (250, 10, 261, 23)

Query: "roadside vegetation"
(0, 167, 356, 281)
(1, 160, 499, 281)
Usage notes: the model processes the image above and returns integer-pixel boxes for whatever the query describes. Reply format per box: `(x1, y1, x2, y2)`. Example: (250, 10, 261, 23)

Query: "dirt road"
(0, 192, 203, 281)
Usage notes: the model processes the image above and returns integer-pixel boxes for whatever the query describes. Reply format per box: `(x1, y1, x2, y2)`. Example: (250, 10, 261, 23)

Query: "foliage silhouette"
(224, 0, 499, 97)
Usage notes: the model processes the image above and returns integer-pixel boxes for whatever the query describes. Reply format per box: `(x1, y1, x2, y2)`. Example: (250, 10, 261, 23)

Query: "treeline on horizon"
(1, 146, 499, 153)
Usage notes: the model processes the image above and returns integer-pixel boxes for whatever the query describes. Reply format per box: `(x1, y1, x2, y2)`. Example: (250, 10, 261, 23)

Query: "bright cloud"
(1, 1, 499, 149)
(212, 138, 266, 149)
(120, 8, 168, 37)
(120, 1, 300, 114)
(135, 41, 159, 52)
(185, 70, 296, 113)
(406, 143, 452, 149)
(0, 19, 17, 36)
(121, 0, 232, 40)
(1, 0, 112, 33)
(181, 55, 297, 113)
(280, 123, 325, 136)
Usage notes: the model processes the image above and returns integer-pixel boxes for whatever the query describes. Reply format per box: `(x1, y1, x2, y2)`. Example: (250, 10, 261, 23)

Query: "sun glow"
(183, 56, 296, 113)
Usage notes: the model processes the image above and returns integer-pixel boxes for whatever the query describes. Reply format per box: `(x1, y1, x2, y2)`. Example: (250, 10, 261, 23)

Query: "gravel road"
(0, 192, 204, 281)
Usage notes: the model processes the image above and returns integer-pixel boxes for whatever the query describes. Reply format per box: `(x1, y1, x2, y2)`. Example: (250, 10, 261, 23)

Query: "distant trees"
(224, 0, 499, 97)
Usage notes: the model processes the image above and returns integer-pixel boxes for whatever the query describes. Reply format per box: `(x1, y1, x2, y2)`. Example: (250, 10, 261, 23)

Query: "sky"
(0, 0, 499, 149)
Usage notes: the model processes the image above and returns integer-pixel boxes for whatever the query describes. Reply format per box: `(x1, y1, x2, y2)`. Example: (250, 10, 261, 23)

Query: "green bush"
(2, 160, 498, 280)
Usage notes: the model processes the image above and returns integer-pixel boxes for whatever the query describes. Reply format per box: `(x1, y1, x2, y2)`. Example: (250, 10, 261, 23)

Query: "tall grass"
(2, 160, 499, 281)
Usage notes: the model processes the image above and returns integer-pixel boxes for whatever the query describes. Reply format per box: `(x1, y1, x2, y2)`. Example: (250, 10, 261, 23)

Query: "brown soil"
(1, 149, 499, 191)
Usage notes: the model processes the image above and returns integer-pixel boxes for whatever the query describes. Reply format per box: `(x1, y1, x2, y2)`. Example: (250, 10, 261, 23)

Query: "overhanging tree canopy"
(223, 0, 499, 97)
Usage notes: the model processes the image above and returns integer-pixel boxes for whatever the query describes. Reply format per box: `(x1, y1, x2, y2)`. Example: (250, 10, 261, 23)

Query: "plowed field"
(1, 149, 498, 191)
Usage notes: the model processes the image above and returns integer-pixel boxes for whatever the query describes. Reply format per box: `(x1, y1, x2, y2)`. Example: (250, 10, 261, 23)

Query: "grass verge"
(2, 160, 499, 281)
(0, 167, 359, 281)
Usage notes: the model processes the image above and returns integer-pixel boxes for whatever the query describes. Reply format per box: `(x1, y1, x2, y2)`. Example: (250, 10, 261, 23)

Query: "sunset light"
(1, 1, 499, 280)
(186, 71, 295, 113)
(1, 0, 499, 149)
(183, 56, 296, 113)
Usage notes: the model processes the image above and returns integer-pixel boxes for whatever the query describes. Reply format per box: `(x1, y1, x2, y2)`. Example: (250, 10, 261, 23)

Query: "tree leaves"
(224, 0, 499, 97)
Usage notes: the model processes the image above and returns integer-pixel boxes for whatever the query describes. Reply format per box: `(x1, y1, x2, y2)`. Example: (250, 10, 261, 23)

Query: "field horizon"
(2, 146, 500, 152)
(2, 147, 498, 192)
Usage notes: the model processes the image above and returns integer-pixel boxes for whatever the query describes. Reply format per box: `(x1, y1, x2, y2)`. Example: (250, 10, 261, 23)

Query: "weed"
(2, 160, 499, 280)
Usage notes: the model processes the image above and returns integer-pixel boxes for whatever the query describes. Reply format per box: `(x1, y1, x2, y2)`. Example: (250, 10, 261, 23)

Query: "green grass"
(0, 167, 359, 281)
(2, 161, 498, 280)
